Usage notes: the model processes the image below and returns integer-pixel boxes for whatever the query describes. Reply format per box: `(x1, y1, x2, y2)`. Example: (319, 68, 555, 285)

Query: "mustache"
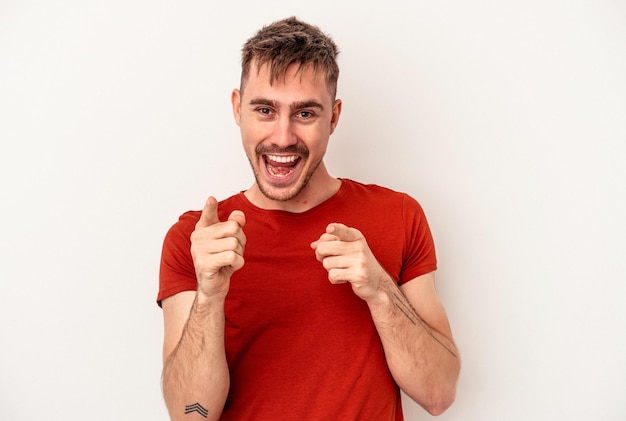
(256, 145, 309, 157)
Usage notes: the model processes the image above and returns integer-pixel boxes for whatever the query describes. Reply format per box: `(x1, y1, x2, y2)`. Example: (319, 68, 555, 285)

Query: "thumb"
(196, 196, 220, 229)
(228, 210, 246, 228)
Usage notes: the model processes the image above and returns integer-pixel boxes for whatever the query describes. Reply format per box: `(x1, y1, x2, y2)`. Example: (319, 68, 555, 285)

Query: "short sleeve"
(398, 194, 437, 284)
(156, 211, 201, 306)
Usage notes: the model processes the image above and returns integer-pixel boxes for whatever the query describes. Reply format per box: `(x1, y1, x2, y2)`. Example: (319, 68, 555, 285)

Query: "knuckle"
(226, 237, 239, 250)
(226, 219, 241, 232)
(190, 230, 201, 243)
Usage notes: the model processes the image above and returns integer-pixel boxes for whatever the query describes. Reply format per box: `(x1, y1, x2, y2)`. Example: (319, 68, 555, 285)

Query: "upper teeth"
(267, 155, 298, 163)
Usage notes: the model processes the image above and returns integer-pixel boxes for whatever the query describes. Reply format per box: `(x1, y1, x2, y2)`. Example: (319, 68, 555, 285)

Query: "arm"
(311, 224, 460, 416)
(162, 291, 229, 421)
(369, 271, 459, 415)
(161, 197, 246, 421)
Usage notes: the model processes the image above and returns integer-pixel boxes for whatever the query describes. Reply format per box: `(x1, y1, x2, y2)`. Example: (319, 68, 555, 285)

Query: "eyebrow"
(248, 98, 325, 112)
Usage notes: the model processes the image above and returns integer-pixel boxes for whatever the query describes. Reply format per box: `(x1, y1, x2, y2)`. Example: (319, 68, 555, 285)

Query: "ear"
(231, 89, 242, 126)
(329, 99, 342, 134)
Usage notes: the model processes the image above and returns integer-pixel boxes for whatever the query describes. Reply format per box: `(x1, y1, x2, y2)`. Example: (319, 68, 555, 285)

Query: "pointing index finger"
(326, 223, 363, 242)
(196, 196, 220, 229)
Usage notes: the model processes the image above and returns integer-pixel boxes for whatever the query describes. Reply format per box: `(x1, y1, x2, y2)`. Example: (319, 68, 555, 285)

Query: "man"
(158, 16, 459, 421)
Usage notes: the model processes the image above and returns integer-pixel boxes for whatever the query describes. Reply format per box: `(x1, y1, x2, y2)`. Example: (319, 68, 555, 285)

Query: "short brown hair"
(240, 17, 340, 98)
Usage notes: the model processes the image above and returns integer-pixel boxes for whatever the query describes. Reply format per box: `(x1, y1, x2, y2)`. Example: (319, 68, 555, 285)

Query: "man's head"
(232, 17, 342, 210)
(239, 16, 340, 100)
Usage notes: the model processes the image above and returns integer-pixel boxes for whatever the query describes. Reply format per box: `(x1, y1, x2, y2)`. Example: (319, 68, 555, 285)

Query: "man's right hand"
(190, 196, 246, 300)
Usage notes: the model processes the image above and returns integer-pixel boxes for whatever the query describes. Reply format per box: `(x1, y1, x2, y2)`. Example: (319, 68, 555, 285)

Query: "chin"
(258, 182, 303, 202)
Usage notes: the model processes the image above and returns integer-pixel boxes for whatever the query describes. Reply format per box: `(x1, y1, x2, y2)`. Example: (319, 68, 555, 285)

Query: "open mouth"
(264, 154, 301, 178)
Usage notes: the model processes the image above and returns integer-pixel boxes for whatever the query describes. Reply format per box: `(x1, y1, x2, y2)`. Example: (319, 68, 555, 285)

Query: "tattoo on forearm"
(185, 403, 208, 418)
(392, 291, 458, 358)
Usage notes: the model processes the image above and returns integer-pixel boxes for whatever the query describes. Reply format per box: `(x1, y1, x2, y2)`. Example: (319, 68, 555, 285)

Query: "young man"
(158, 17, 459, 421)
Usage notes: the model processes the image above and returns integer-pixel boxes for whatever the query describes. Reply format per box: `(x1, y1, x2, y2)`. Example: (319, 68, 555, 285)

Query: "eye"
(297, 110, 313, 119)
(258, 107, 272, 115)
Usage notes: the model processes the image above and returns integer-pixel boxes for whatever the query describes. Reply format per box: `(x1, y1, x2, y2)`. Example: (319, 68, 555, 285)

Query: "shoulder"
(342, 179, 401, 196)
(163, 210, 200, 247)
(341, 179, 423, 210)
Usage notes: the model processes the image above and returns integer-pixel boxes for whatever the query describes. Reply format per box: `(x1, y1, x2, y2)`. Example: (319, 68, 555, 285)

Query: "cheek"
(241, 118, 272, 138)
(240, 123, 263, 145)
(240, 129, 257, 152)
(306, 133, 330, 154)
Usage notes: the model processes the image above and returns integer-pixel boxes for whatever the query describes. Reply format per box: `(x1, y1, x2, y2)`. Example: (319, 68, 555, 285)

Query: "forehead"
(243, 61, 331, 100)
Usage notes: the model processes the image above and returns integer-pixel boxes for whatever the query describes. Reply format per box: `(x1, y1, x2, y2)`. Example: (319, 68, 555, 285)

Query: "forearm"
(162, 295, 230, 421)
(367, 278, 460, 415)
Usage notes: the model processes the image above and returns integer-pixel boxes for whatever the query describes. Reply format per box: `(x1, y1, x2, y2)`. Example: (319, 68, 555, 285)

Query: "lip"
(261, 154, 303, 185)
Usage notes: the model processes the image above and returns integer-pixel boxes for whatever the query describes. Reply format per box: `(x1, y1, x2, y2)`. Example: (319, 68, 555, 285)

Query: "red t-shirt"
(158, 179, 437, 420)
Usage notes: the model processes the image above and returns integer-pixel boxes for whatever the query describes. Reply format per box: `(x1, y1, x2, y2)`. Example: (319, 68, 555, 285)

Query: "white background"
(1, 1, 625, 420)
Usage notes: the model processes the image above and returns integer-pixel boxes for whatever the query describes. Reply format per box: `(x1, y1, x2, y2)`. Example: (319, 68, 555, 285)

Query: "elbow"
(404, 375, 458, 416)
(398, 353, 461, 415)
(424, 358, 461, 415)
(425, 397, 454, 416)
(421, 388, 456, 416)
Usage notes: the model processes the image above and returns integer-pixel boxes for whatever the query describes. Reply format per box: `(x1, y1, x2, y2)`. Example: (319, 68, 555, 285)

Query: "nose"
(270, 115, 298, 148)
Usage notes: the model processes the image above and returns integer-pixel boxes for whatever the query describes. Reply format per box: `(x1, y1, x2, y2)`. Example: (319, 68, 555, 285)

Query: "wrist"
(195, 289, 227, 311)
(364, 277, 395, 313)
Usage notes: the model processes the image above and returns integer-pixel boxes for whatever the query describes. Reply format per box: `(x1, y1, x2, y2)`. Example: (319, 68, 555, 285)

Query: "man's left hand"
(311, 223, 390, 300)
